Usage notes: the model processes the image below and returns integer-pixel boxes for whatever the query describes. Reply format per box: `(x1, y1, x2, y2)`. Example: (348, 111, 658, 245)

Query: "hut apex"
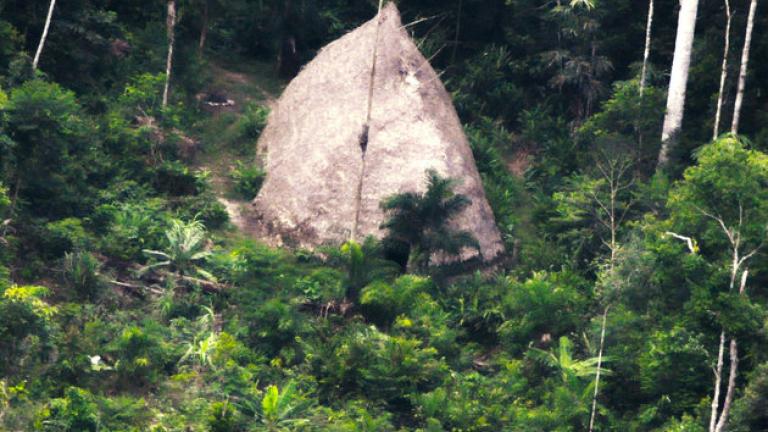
(250, 2, 504, 261)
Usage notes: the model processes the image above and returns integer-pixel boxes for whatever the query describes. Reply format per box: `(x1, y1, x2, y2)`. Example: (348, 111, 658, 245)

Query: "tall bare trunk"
(199, 0, 209, 55)
(162, 0, 177, 109)
(32, 0, 57, 71)
(589, 306, 609, 432)
(658, 0, 699, 169)
(639, 0, 654, 96)
(450, 0, 463, 64)
(713, 269, 748, 432)
(731, 0, 759, 134)
(713, 0, 732, 140)
(708, 331, 726, 432)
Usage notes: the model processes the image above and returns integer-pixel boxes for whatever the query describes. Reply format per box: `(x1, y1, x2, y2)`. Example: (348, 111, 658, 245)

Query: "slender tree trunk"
(713, 0, 733, 140)
(199, 0, 209, 55)
(713, 269, 748, 432)
(731, 0, 759, 135)
(714, 339, 739, 432)
(639, 0, 654, 96)
(163, 0, 177, 109)
(32, 0, 57, 71)
(450, 0, 463, 64)
(589, 306, 609, 432)
(658, 0, 700, 169)
(709, 331, 726, 432)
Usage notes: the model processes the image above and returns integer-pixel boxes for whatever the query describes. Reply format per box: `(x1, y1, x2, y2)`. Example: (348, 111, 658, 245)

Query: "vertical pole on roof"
(351, 0, 386, 242)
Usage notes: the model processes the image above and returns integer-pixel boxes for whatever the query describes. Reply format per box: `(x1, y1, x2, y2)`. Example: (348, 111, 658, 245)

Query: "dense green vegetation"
(2, 0, 768, 430)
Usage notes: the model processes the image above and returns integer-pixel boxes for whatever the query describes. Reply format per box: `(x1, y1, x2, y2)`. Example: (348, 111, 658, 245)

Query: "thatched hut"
(249, 2, 504, 261)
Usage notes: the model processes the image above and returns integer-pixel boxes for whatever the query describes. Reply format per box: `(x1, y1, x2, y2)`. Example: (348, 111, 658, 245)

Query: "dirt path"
(208, 63, 280, 110)
(194, 60, 282, 232)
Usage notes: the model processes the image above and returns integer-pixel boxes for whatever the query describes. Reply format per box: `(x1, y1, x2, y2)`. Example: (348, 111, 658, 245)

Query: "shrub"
(153, 161, 201, 196)
(210, 240, 294, 288)
(413, 365, 527, 431)
(304, 324, 448, 405)
(110, 323, 174, 388)
(730, 363, 768, 432)
(34, 387, 101, 432)
(5, 79, 97, 219)
(101, 200, 170, 262)
(360, 275, 433, 326)
(0, 182, 9, 214)
(229, 161, 265, 200)
(442, 273, 507, 346)
(638, 327, 709, 415)
(235, 103, 269, 141)
(497, 271, 590, 354)
(293, 268, 345, 302)
(42, 218, 93, 257)
(119, 73, 166, 118)
(0, 285, 56, 375)
(62, 251, 104, 301)
(173, 193, 229, 230)
(242, 298, 309, 359)
(207, 401, 244, 432)
(450, 45, 523, 125)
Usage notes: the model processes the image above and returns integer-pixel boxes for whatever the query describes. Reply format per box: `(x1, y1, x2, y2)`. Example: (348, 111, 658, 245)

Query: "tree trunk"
(450, 0, 463, 64)
(713, 269, 748, 432)
(199, 0, 209, 55)
(708, 331, 726, 432)
(639, 0, 654, 96)
(713, 0, 732, 140)
(658, 0, 699, 169)
(32, 0, 57, 71)
(589, 306, 609, 432)
(162, 0, 177, 109)
(713, 339, 739, 432)
(730, 0, 759, 135)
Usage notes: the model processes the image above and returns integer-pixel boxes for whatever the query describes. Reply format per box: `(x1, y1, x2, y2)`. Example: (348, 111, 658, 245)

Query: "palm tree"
(142, 218, 215, 281)
(380, 169, 479, 273)
(530, 336, 611, 387)
(340, 237, 398, 301)
(543, 1, 612, 121)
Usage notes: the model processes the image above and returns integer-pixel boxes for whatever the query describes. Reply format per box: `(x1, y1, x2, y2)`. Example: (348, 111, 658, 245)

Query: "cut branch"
(665, 231, 697, 253)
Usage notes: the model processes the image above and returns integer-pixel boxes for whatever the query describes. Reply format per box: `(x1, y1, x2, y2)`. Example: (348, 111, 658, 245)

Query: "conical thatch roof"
(249, 2, 504, 260)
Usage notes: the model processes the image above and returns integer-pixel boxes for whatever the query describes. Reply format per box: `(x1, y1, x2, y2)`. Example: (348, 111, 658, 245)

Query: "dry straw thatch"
(249, 2, 504, 261)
